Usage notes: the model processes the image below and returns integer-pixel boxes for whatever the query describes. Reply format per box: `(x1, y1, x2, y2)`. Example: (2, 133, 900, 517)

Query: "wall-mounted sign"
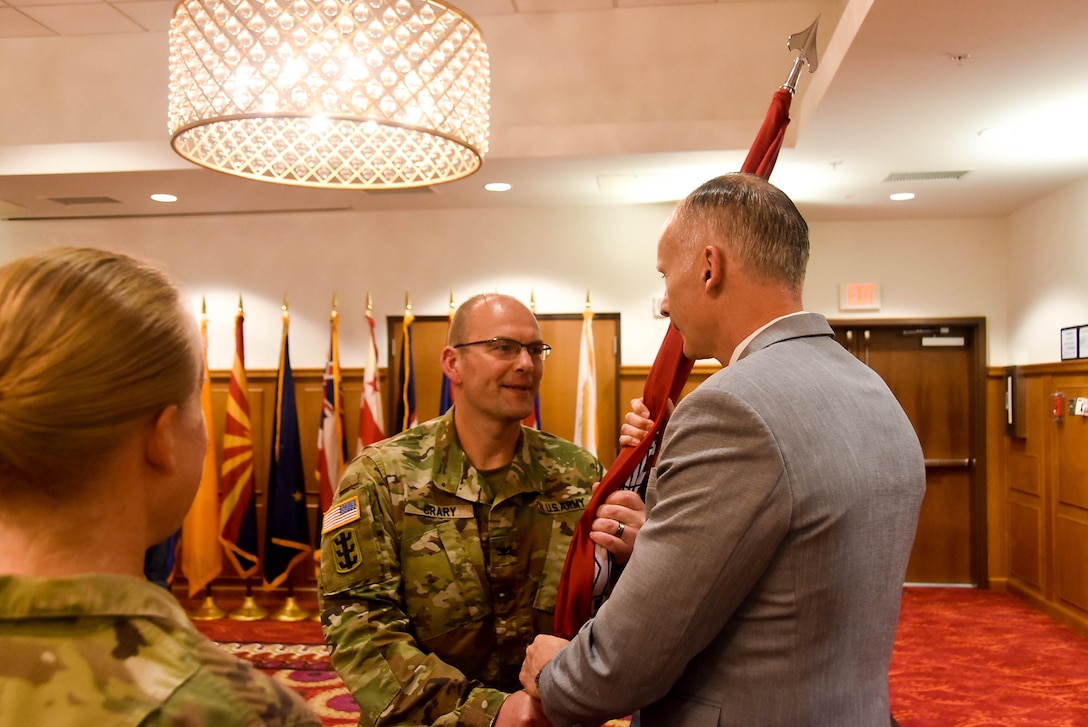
(838, 282, 881, 311)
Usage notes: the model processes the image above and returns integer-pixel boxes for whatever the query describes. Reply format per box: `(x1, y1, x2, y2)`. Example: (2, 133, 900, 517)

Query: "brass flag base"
(188, 595, 227, 621)
(229, 595, 269, 621)
(270, 596, 311, 622)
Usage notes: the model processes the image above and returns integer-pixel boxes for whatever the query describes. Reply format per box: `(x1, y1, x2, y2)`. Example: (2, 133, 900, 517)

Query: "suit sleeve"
(539, 387, 792, 726)
(318, 460, 506, 727)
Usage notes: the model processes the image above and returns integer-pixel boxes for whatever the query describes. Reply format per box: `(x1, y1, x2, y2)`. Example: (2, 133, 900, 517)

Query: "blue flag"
(393, 310, 418, 433)
(263, 311, 313, 589)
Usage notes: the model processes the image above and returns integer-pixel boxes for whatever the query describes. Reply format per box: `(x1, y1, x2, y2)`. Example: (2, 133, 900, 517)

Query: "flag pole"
(553, 18, 822, 638)
(781, 16, 819, 94)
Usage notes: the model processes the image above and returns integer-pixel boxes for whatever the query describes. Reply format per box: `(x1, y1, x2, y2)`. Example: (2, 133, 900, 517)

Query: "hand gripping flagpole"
(552, 17, 820, 640)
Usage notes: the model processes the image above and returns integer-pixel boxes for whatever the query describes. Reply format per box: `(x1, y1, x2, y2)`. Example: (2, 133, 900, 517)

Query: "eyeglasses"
(453, 337, 552, 361)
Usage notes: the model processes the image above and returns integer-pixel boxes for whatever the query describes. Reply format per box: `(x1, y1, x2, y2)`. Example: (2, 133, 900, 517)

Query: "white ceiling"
(0, 0, 1085, 222)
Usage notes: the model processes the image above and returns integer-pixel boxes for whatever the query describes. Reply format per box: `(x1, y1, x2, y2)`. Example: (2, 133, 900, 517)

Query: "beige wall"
(3, 173, 1088, 369)
(1006, 176, 1088, 365)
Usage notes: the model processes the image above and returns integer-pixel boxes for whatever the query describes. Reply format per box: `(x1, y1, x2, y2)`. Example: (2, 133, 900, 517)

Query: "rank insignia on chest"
(330, 529, 363, 573)
(322, 496, 361, 534)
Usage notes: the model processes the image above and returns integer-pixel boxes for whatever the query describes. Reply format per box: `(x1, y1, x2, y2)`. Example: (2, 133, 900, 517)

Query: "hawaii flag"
(573, 305, 598, 456)
(358, 297, 385, 451)
(316, 302, 347, 536)
(180, 300, 223, 597)
(263, 305, 313, 589)
(219, 301, 260, 578)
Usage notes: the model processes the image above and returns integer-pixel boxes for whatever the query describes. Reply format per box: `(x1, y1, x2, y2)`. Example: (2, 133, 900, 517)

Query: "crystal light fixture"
(168, 0, 490, 188)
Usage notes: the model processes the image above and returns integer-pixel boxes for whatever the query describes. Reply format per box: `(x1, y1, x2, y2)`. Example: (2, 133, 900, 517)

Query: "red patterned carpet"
(191, 588, 1088, 726)
(891, 587, 1088, 726)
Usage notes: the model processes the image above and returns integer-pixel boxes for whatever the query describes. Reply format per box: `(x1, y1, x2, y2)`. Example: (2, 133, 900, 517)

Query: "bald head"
(448, 294, 539, 346)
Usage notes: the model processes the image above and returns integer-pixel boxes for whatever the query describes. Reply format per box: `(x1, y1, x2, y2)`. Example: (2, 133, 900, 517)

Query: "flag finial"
(237, 294, 244, 313)
(449, 290, 455, 312)
(585, 290, 592, 310)
(366, 291, 373, 313)
(529, 289, 536, 313)
(782, 16, 819, 93)
(404, 291, 412, 313)
(331, 294, 339, 320)
(201, 295, 207, 316)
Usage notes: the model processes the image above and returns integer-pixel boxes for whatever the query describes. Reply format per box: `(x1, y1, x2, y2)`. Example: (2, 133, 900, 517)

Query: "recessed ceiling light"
(484, 182, 511, 192)
(889, 192, 915, 201)
(151, 193, 177, 203)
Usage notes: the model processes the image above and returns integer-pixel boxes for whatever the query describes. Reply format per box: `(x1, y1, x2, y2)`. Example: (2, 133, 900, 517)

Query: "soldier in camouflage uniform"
(0, 573, 319, 726)
(0, 248, 320, 726)
(319, 293, 645, 726)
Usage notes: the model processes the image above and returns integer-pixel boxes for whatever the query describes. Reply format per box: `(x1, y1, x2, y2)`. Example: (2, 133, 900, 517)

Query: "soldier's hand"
(520, 634, 569, 700)
(494, 690, 552, 726)
(589, 484, 645, 564)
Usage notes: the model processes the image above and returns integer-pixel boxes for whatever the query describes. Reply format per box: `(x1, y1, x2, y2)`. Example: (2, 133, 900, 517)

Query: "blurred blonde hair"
(0, 247, 200, 492)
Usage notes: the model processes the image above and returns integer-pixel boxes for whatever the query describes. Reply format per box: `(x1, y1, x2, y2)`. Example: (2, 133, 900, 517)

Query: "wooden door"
(832, 319, 986, 585)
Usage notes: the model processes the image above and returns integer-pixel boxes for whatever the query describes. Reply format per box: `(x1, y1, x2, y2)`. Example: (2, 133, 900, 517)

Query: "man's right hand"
(494, 690, 551, 726)
(618, 397, 654, 448)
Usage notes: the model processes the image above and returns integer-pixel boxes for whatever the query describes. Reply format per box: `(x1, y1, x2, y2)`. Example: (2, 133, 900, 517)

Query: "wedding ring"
(615, 521, 626, 539)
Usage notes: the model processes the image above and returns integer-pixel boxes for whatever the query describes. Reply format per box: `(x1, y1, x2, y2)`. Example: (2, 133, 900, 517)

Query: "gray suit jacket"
(539, 313, 926, 727)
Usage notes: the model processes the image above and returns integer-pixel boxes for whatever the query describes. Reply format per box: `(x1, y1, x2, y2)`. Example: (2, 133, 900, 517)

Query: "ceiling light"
(889, 192, 915, 201)
(168, 0, 490, 189)
(151, 193, 177, 203)
(484, 182, 511, 192)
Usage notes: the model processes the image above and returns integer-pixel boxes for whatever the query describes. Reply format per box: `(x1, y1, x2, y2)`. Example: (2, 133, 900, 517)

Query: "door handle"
(923, 458, 972, 468)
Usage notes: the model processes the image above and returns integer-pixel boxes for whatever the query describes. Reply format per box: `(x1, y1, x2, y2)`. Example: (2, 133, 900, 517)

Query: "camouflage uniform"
(319, 409, 604, 726)
(0, 573, 320, 727)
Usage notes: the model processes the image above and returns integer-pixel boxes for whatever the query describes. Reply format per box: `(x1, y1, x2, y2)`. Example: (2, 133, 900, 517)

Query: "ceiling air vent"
(882, 171, 971, 183)
(49, 196, 122, 206)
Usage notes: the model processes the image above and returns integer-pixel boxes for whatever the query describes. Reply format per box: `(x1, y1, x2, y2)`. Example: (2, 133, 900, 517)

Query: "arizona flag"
(358, 296, 386, 452)
(392, 301, 417, 434)
(316, 300, 347, 538)
(573, 303, 598, 456)
(219, 299, 260, 579)
(263, 302, 313, 590)
(553, 23, 807, 636)
(181, 299, 223, 597)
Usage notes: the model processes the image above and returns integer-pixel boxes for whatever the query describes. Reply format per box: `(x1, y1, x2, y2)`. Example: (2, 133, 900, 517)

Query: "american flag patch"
(322, 497, 361, 534)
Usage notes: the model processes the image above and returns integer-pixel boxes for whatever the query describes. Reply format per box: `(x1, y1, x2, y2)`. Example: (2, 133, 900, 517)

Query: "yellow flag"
(181, 303, 224, 596)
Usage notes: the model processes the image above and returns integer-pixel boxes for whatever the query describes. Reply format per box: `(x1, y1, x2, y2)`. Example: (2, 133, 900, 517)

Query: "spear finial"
(366, 291, 373, 313)
(782, 16, 820, 94)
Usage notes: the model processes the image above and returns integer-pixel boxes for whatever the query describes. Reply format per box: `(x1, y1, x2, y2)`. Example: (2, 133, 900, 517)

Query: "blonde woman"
(0, 248, 319, 726)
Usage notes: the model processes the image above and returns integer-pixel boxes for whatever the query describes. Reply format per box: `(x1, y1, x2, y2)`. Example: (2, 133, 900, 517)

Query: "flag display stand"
(229, 581, 269, 621)
(271, 585, 311, 622)
(187, 587, 226, 621)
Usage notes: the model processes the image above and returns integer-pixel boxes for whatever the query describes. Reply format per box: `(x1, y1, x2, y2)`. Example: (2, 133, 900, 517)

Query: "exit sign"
(839, 282, 881, 311)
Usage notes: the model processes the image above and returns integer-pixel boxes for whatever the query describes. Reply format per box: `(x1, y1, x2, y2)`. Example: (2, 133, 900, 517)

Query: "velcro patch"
(322, 496, 361, 534)
(405, 502, 474, 519)
(330, 529, 363, 574)
(534, 496, 588, 514)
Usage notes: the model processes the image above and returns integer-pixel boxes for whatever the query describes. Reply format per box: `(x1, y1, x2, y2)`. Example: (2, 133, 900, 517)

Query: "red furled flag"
(316, 300, 347, 540)
(219, 299, 260, 578)
(553, 48, 801, 637)
(358, 295, 386, 452)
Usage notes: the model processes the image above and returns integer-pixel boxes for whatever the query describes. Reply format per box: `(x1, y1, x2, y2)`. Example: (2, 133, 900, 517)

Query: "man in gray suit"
(520, 172, 926, 726)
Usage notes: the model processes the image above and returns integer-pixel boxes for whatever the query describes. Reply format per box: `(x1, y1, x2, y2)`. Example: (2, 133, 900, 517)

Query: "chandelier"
(168, 0, 490, 188)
